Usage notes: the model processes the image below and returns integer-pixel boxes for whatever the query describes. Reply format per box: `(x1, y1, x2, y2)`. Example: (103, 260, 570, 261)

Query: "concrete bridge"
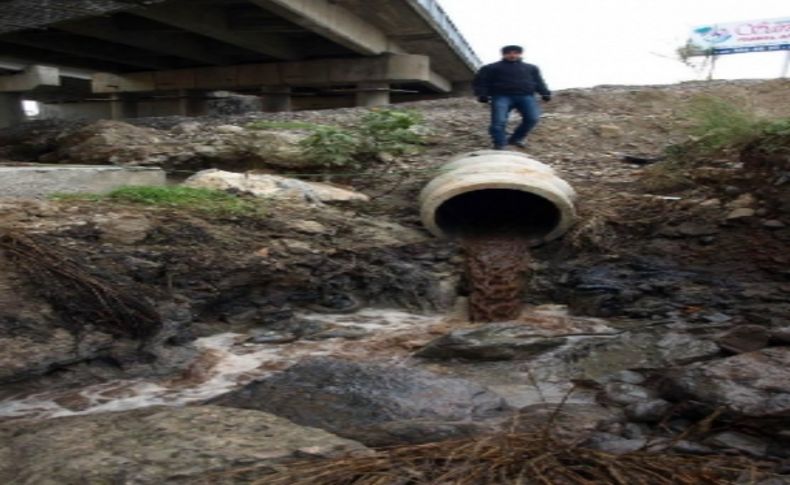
(0, 0, 480, 126)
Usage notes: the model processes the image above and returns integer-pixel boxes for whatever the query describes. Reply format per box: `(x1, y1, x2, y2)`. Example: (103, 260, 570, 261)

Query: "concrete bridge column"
(356, 82, 390, 107)
(262, 86, 292, 112)
(451, 81, 473, 97)
(0, 93, 25, 128)
(109, 94, 138, 120)
(176, 90, 208, 117)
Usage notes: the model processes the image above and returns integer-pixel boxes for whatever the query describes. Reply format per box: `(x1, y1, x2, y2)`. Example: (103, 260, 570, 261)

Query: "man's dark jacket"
(473, 60, 551, 97)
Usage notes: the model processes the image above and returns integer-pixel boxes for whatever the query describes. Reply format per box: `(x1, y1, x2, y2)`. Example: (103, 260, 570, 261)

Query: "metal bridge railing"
(407, 0, 483, 71)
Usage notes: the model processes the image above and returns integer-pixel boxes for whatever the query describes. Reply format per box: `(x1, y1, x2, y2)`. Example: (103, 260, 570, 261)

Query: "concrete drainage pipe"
(419, 150, 577, 246)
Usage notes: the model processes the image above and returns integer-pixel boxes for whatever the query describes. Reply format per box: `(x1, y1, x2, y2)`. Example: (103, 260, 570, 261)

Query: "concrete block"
(0, 93, 24, 128)
(0, 66, 60, 92)
(0, 165, 166, 198)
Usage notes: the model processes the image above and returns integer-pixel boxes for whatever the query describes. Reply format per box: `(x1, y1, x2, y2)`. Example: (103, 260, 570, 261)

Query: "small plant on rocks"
(298, 108, 426, 168)
(357, 108, 425, 157)
(299, 125, 365, 168)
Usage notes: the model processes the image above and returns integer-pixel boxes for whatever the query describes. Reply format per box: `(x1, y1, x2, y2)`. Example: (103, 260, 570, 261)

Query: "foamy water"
(0, 309, 440, 420)
(0, 305, 617, 421)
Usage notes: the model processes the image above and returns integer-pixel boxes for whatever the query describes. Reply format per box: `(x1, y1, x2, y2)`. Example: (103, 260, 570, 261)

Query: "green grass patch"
(53, 186, 266, 216)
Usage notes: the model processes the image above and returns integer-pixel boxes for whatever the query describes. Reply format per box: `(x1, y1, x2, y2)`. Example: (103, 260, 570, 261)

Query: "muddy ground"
(0, 79, 789, 483)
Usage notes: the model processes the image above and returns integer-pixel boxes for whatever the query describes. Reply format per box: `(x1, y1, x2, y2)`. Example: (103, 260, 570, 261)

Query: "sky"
(440, 0, 790, 89)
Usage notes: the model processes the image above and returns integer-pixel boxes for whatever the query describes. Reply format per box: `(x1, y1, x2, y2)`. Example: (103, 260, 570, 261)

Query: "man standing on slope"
(473, 45, 552, 150)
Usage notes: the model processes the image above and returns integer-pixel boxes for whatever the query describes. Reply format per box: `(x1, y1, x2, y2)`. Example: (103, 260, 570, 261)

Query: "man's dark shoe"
(508, 140, 527, 148)
(493, 145, 506, 150)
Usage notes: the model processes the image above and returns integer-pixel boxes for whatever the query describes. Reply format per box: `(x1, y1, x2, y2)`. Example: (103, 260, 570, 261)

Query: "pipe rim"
(421, 180, 576, 246)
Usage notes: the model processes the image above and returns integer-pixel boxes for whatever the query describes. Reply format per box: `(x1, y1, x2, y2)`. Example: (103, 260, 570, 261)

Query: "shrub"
(642, 96, 790, 193)
(682, 96, 764, 153)
(299, 125, 364, 168)
(357, 108, 425, 156)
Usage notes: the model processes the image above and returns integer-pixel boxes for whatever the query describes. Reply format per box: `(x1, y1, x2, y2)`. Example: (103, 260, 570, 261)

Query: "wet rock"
(727, 208, 756, 220)
(350, 219, 427, 248)
(209, 357, 509, 446)
(705, 431, 769, 457)
(556, 259, 724, 318)
(265, 318, 335, 337)
(246, 330, 298, 344)
(513, 403, 620, 440)
(598, 369, 646, 385)
(0, 327, 114, 384)
(660, 347, 790, 418)
(94, 213, 152, 245)
(671, 440, 715, 455)
(715, 324, 770, 354)
(602, 382, 654, 405)
(288, 220, 329, 235)
(771, 326, 790, 344)
(551, 329, 720, 381)
(415, 323, 568, 361)
(729, 193, 757, 209)
(625, 399, 672, 422)
(584, 432, 647, 454)
(184, 169, 369, 203)
(0, 406, 366, 484)
(302, 326, 370, 340)
(763, 219, 786, 229)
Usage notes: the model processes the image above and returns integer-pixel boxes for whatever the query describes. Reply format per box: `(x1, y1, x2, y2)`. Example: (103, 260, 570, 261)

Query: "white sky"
(440, 0, 790, 89)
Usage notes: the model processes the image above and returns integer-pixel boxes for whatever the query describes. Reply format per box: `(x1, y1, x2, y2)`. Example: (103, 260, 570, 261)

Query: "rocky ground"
(0, 79, 789, 484)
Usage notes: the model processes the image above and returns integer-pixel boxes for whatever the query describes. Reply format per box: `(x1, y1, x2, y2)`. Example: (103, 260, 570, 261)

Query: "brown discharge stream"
(462, 234, 532, 322)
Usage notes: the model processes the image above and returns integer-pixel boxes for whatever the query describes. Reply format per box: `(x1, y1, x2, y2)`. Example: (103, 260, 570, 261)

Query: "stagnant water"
(463, 233, 532, 322)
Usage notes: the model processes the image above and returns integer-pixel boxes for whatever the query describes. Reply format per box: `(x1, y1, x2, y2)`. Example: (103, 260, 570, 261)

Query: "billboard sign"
(688, 17, 790, 56)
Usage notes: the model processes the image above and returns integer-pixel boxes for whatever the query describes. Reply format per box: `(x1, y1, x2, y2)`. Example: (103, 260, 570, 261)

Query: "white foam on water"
(0, 309, 440, 421)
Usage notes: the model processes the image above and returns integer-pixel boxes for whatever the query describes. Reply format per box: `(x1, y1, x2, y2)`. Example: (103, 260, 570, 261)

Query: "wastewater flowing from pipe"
(462, 233, 532, 322)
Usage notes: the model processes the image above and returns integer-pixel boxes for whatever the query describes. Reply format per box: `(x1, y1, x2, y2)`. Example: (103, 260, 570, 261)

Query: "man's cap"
(501, 45, 523, 54)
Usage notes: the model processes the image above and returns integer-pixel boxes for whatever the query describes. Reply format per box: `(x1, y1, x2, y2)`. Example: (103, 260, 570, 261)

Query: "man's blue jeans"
(489, 95, 541, 148)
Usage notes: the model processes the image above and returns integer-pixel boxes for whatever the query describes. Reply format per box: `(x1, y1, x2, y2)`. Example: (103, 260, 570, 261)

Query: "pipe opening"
(434, 189, 561, 239)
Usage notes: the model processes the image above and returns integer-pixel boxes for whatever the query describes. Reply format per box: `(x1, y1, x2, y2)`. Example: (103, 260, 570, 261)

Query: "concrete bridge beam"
(251, 0, 404, 56)
(134, 2, 301, 60)
(58, 17, 229, 66)
(92, 54, 451, 94)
